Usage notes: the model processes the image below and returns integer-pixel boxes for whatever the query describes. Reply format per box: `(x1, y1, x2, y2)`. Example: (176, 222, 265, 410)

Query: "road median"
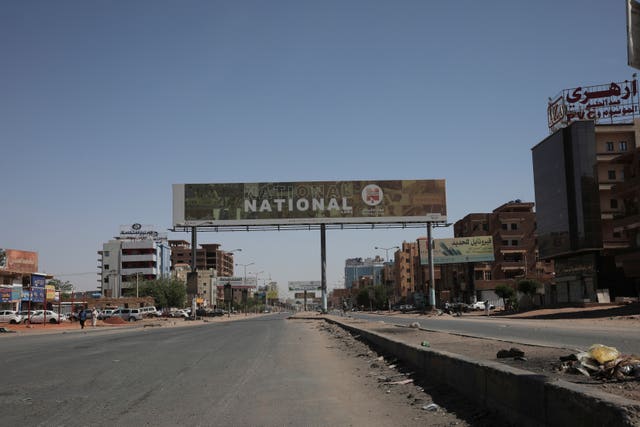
(290, 313, 640, 426)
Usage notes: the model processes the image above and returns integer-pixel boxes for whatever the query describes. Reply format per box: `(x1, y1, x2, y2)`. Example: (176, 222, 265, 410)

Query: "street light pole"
(236, 262, 255, 286)
(374, 245, 400, 262)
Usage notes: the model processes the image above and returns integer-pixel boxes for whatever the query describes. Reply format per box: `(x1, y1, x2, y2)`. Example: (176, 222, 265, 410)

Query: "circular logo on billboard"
(132, 223, 142, 230)
(362, 184, 383, 206)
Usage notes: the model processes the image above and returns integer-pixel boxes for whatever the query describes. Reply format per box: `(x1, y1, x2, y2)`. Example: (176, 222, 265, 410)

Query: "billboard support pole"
(191, 226, 197, 272)
(320, 224, 327, 313)
(427, 222, 436, 310)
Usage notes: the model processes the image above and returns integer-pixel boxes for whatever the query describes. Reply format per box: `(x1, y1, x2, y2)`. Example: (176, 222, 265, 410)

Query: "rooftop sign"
(548, 78, 639, 132)
(173, 180, 446, 227)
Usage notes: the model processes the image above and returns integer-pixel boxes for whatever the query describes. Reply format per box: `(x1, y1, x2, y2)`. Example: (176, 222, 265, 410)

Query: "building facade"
(532, 120, 639, 303)
(344, 257, 384, 288)
(447, 201, 550, 305)
(168, 241, 235, 276)
(98, 225, 171, 298)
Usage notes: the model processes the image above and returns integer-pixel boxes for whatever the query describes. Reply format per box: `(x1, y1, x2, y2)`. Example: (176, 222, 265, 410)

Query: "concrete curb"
(320, 316, 640, 427)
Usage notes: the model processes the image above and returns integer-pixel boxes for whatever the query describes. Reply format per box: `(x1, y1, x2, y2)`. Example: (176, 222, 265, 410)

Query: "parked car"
(111, 308, 131, 320)
(469, 301, 495, 311)
(171, 309, 189, 318)
(24, 310, 66, 324)
(98, 309, 117, 320)
(0, 310, 22, 324)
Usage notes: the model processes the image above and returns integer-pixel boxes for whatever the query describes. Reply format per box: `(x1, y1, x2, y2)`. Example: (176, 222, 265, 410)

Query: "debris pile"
(496, 347, 526, 361)
(559, 344, 640, 380)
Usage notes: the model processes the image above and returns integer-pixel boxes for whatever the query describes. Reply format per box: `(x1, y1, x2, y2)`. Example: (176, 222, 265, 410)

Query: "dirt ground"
(310, 320, 510, 426)
(324, 304, 640, 403)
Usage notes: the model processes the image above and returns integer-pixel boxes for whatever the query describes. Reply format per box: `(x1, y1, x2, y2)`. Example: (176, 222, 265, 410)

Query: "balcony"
(122, 267, 156, 276)
(121, 254, 157, 263)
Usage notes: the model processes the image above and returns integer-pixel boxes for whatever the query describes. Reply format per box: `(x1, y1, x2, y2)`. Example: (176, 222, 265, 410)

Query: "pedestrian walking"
(79, 309, 87, 329)
(91, 307, 98, 327)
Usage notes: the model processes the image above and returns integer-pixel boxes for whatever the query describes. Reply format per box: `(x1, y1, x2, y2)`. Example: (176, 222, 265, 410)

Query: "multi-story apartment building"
(612, 147, 640, 285)
(98, 225, 171, 298)
(168, 241, 235, 277)
(393, 242, 426, 303)
(447, 201, 550, 304)
(532, 119, 639, 303)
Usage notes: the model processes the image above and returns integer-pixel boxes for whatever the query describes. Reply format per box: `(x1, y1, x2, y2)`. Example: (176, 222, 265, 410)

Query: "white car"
(24, 310, 66, 324)
(0, 310, 22, 324)
(470, 301, 495, 311)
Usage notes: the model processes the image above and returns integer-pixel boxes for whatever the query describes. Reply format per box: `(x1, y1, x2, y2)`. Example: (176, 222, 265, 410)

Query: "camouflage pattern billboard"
(173, 180, 446, 226)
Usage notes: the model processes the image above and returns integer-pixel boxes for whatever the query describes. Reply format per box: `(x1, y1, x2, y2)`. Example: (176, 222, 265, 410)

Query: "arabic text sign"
(548, 78, 639, 132)
(419, 237, 495, 265)
(173, 180, 447, 226)
(288, 281, 321, 291)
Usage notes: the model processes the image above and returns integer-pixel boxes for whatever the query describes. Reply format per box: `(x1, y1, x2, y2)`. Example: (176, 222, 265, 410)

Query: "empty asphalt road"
(2, 313, 472, 426)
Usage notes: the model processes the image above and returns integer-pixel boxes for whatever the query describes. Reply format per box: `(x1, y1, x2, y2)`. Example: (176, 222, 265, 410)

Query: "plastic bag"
(588, 344, 620, 364)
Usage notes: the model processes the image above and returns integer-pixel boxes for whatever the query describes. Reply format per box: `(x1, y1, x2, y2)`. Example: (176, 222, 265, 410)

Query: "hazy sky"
(1, 1, 631, 295)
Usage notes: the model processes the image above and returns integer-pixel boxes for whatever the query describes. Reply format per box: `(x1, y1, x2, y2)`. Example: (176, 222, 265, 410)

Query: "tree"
(494, 284, 515, 309)
(517, 279, 542, 309)
(139, 278, 186, 309)
(48, 279, 73, 297)
(517, 279, 541, 297)
(356, 288, 370, 308)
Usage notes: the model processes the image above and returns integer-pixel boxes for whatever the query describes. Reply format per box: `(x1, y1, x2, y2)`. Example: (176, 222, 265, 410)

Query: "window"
(104, 264, 109, 270)
(613, 231, 622, 238)
(608, 170, 616, 180)
(511, 240, 518, 246)
(103, 251, 110, 257)
(620, 141, 628, 151)
(510, 223, 518, 230)
(501, 240, 509, 246)
(501, 223, 508, 230)
(611, 199, 618, 209)
(606, 141, 614, 152)
(482, 223, 488, 231)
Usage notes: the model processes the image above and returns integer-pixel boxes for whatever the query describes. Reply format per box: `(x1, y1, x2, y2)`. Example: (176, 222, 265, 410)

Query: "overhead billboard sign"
(419, 236, 495, 265)
(547, 78, 639, 132)
(0, 249, 38, 273)
(173, 180, 446, 227)
(213, 276, 257, 287)
(288, 281, 321, 291)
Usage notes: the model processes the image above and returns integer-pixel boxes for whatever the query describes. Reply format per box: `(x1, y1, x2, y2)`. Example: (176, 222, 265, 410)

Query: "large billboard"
(173, 180, 446, 227)
(419, 236, 495, 265)
(213, 276, 257, 287)
(547, 78, 639, 132)
(0, 249, 38, 273)
(288, 281, 321, 291)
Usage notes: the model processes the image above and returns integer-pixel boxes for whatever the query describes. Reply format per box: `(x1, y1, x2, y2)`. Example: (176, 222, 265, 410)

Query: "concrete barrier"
(325, 317, 640, 427)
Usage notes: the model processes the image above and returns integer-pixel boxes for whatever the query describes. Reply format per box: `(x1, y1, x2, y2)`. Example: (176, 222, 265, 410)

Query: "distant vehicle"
(171, 309, 189, 318)
(98, 309, 117, 319)
(0, 310, 22, 324)
(111, 308, 131, 320)
(469, 301, 495, 311)
(24, 310, 66, 324)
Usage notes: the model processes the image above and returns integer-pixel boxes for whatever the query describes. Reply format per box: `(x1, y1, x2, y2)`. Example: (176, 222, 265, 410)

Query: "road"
(1, 314, 468, 427)
(351, 312, 640, 353)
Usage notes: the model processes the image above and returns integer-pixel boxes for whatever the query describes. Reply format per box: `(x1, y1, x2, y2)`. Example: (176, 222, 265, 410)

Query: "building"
(611, 147, 640, 287)
(168, 241, 235, 276)
(532, 119, 639, 303)
(344, 257, 384, 289)
(393, 241, 435, 305)
(0, 248, 46, 311)
(447, 201, 550, 305)
(98, 225, 171, 298)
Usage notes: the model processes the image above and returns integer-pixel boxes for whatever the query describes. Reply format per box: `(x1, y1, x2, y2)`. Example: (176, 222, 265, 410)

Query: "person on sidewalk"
(79, 309, 87, 329)
(91, 307, 98, 327)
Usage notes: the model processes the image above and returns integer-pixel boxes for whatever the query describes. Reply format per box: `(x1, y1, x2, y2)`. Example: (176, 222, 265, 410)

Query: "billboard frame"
(172, 180, 446, 230)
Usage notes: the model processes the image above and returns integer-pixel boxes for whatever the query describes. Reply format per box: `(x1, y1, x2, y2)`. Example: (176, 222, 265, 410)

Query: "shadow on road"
(494, 303, 640, 320)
